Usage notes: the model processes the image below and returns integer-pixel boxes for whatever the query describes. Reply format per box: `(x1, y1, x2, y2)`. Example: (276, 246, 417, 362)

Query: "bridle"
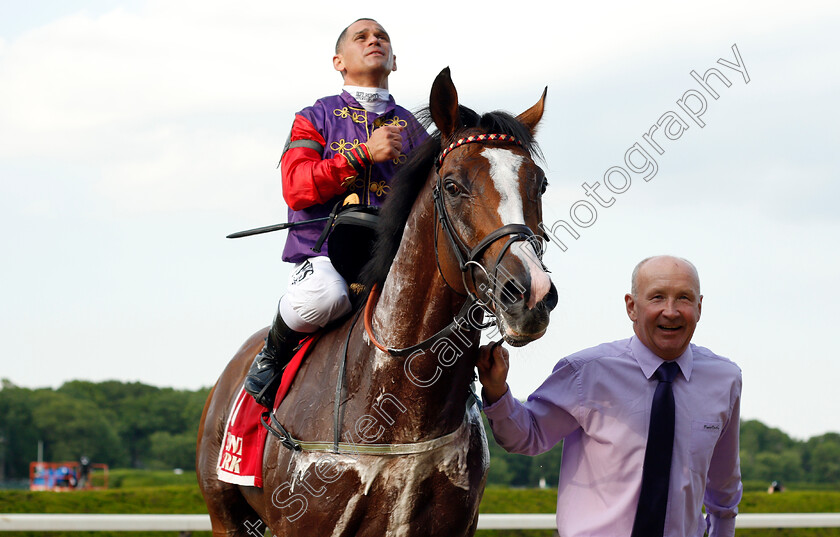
(433, 133, 546, 308)
(365, 132, 546, 355)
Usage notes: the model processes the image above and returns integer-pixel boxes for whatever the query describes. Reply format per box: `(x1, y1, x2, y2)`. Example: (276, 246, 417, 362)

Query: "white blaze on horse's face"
(482, 147, 552, 310)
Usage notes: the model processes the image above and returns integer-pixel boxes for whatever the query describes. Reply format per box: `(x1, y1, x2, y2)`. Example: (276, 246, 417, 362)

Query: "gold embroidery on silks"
(371, 116, 408, 165)
(329, 108, 370, 197)
(333, 107, 367, 124)
(339, 175, 365, 192)
(375, 116, 408, 129)
(331, 138, 362, 154)
(369, 180, 390, 197)
(330, 105, 412, 200)
(333, 137, 365, 193)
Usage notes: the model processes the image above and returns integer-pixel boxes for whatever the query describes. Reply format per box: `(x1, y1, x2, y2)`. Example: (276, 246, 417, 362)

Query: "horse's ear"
(517, 87, 547, 135)
(430, 67, 459, 140)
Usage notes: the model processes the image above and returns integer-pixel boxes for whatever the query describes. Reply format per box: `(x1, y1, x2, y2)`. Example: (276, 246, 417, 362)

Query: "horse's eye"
(443, 180, 462, 196)
(528, 175, 548, 201)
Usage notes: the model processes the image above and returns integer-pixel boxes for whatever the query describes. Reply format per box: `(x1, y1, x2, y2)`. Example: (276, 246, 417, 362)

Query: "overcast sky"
(2, 1, 838, 441)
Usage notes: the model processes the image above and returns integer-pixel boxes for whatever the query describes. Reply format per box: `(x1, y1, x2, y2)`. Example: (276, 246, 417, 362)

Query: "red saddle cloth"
(216, 336, 318, 487)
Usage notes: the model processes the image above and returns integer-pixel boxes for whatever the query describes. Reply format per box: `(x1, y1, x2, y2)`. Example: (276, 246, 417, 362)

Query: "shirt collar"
(340, 89, 396, 116)
(629, 335, 693, 382)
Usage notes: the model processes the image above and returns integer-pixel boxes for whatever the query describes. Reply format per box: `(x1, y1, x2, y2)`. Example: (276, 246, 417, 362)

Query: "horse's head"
(430, 68, 558, 347)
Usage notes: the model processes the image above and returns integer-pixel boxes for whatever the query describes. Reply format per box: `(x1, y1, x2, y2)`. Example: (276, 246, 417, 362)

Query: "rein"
(263, 302, 481, 455)
(364, 283, 487, 357)
(265, 132, 536, 456)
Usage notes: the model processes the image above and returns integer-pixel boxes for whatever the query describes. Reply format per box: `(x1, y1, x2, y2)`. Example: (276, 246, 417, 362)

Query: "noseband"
(433, 134, 544, 307)
(364, 132, 546, 356)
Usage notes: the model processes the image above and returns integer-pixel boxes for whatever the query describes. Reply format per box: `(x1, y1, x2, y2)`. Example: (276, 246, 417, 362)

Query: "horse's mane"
(357, 105, 542, 293)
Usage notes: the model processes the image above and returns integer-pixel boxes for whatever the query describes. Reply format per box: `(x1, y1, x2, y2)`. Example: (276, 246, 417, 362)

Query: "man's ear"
(391, 54, 397, 73)
(625, 293, 637, 322)
(333, 54, 345, 75)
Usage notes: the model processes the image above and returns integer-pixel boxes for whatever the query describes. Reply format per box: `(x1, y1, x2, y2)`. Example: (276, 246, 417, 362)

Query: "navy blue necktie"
(631, 361, 680, 537)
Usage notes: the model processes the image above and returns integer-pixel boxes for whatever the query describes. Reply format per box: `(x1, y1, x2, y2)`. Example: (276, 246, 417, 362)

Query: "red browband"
(437, 134, 522, 167)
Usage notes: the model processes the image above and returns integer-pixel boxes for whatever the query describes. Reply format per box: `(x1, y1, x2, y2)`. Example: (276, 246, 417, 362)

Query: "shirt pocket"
(689, 419, 723, 474)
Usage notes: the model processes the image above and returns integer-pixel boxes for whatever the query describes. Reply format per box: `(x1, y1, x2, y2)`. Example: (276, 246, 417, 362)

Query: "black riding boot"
(243, 314, 303, 408)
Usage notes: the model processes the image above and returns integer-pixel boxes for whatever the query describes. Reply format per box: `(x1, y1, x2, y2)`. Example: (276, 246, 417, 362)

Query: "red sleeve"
(281, 115, 358, 211)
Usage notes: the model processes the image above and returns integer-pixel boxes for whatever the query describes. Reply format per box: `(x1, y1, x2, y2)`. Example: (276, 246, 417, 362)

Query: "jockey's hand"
(477, 341, 510, 405)
(366, 125, 403, 163)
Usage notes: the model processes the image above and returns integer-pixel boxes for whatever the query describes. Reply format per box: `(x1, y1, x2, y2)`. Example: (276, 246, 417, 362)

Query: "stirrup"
(252, 369, 284, 408)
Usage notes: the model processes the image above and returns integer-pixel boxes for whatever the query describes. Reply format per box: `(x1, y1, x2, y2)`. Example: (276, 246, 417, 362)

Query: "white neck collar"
(344, 86, 390, 114)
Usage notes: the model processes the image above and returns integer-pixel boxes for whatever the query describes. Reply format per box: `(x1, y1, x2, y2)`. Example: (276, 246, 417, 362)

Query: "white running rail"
(2, 513, 840, 531)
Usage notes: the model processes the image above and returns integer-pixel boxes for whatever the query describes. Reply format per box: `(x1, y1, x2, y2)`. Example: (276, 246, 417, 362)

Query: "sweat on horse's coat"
(197, 68, 556, 537)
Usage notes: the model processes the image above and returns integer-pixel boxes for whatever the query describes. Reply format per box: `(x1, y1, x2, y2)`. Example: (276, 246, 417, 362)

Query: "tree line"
(2, 378, 839, 487)
(0, 379, 209, 478)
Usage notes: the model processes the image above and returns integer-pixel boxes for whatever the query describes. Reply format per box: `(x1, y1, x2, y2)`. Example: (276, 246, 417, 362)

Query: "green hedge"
(105, 469, 198, 489)
(0, 486, 205, 514)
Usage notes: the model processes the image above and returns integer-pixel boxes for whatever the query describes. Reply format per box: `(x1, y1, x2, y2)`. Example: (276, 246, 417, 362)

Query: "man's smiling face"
(625, 256, 702, 361)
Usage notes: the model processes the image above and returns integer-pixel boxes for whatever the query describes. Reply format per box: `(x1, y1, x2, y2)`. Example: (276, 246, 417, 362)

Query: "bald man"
(478, 256, 742, 537)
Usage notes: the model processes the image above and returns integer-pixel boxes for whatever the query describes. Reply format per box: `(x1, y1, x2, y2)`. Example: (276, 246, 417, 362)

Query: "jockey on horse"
(244, 18, 428, 407)
(201, 58, 556, 536)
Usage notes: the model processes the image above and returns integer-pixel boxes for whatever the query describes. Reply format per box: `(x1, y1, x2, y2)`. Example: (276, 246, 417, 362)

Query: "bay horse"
(197, 67, 557, 537)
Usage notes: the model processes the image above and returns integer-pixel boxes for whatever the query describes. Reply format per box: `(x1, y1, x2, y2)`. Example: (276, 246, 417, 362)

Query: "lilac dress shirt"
(483, 336, 742, 537)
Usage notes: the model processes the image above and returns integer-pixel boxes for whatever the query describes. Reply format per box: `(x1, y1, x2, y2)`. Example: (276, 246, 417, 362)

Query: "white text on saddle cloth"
(221, 432, 243, 474)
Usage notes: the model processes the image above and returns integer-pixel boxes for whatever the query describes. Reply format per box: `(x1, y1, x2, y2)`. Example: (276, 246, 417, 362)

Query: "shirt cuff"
(341, 143, 372, 176)
(481, 385, 512, 415)
(707, 513, 737, 537)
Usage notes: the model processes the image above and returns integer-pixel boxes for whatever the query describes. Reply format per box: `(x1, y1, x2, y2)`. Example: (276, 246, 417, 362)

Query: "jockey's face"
(333, 19, 396, 88)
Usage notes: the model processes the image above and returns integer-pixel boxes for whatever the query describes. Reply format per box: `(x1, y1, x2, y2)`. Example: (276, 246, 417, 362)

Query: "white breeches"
(278, 256, 352, 333)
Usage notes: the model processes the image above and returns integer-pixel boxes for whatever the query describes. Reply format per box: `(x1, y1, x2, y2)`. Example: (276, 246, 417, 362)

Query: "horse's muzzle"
(494, 279, 557, 346)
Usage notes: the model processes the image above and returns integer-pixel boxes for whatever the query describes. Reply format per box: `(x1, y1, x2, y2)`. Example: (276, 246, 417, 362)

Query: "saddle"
(311, 198, 380, 289)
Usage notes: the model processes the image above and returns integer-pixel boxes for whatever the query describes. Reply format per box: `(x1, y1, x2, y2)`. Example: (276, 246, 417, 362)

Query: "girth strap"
(262, 410, 468, 455)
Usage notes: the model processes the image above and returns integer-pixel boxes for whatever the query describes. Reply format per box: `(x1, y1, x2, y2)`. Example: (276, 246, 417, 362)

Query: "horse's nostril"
(498, 279, 527, 308)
